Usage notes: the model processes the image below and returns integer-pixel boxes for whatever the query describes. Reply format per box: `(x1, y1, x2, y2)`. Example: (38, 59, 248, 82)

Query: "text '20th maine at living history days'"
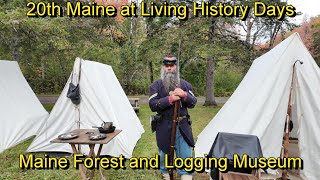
(26, 1, 296, 21)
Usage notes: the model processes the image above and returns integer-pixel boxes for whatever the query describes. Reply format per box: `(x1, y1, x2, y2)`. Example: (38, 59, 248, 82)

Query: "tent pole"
(76, 106, 81, 153)
(282, 60, 303, 180)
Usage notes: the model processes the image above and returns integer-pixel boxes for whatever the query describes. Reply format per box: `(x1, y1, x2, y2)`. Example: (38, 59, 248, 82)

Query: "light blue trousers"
(159, 127, 193, 175)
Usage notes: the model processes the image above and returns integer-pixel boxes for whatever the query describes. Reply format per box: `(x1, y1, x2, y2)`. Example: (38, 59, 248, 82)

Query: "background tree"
(0, 0, 317, 97)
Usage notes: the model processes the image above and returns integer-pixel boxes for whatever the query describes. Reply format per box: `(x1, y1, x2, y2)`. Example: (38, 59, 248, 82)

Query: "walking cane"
(282, 60, 303, 180)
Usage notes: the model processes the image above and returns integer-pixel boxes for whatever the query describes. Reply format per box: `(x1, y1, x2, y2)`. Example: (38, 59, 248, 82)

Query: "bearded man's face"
(161, 64, 179, 94)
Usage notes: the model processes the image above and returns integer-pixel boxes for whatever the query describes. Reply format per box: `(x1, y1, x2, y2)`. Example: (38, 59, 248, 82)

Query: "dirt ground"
(261, 140, 302, 180)
(287, 140, 303, 180)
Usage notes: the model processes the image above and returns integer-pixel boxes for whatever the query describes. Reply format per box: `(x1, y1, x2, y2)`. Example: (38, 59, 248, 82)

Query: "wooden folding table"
(51, 129, 122, 180)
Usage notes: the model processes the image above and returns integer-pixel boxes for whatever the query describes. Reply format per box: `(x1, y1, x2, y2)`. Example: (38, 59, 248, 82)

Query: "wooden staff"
(282, 60, 303, 180)
(169, 100, 180, 180)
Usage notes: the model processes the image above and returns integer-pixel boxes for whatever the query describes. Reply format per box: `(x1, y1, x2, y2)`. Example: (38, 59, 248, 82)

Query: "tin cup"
(101, 122, 113, 129)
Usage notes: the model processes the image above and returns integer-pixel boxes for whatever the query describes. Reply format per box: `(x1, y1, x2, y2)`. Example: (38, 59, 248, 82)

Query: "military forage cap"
(163, 56, 177, 65)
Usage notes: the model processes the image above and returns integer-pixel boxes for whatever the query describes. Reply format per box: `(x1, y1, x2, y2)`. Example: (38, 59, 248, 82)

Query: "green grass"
(0, 104, 221, 180)
(43, 104, 54, 111)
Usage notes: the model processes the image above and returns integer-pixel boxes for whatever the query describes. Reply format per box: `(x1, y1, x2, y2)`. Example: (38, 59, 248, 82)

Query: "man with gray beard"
(149, 56, 197, 180)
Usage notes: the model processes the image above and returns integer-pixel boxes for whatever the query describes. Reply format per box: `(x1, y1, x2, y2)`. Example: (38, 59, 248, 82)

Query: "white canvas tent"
(195, 33, 320, 179)
(0, 60, 48, 153)
(27, 58, 144, 158)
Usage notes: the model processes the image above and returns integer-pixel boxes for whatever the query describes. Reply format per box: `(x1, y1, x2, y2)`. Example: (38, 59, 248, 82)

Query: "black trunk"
(204, 5, 217, 106)
(149, 61, 154, 83)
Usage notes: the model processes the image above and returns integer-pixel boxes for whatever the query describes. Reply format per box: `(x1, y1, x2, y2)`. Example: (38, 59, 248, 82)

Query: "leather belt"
(162, 115, 188, 121)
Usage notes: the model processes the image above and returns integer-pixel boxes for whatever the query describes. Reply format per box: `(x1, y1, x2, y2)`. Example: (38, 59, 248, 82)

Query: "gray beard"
(161, 68, 180, 94)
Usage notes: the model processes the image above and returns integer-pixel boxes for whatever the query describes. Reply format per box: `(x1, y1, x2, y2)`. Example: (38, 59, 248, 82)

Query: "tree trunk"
(204, 7, 217, 106)
(204, 56, 217, 106)
(41, 60, 46, 80)
(58, 58, 67, 86)
(149, 61, 154, 83)
(11, 28, 19, 62)
(245, 18, 253, 44)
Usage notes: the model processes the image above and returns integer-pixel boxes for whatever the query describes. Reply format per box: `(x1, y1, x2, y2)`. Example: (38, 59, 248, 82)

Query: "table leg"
(88, 144, 95, 158)
(88, 144, 96, 180)
(97, 144, 106, 180)
(71, 144, 87, 180)
(88, 144, 106, 180)
(97, 144, 103, 157)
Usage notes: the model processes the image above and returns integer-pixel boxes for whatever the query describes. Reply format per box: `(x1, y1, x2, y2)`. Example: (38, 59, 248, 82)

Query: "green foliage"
(0, 1, 121, 93)
(0, 0, 278, 96)
(182, 60, 206, 96)
(214, 64, 244, 97)
(182, 60, 244, 97)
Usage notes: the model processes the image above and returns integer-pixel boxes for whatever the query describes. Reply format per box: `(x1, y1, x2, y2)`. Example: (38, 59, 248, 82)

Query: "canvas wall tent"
(195, 33, 320, 179)
(0, 60, 48, 153)
(27, 58, 145, 158)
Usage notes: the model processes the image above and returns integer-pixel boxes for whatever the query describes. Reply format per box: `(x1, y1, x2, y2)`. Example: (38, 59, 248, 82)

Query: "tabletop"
(51, 129, 122, 145)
